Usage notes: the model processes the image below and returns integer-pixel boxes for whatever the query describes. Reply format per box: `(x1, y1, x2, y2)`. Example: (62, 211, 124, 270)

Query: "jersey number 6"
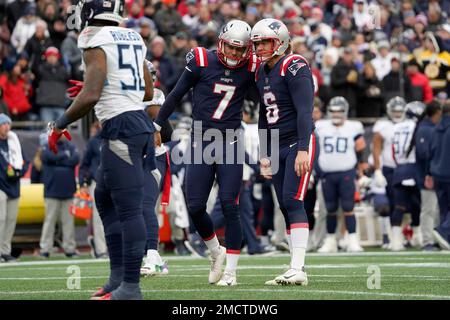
(263, 91, 279, 124)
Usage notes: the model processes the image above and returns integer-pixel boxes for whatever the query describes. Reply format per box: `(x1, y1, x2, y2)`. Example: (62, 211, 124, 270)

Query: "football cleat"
(264, 279, 279, 286)
(208, 246, 226, 284)
(317, 235, 338, 253)
(410, 227, 423, 248)
(346, 233, 364, 252)
(90, 287, 111, 300)
(274, 267, 308, 286)
(390, 226, 406, 251)
(216, 271, 237, 286)
(98, 292, 112, 300)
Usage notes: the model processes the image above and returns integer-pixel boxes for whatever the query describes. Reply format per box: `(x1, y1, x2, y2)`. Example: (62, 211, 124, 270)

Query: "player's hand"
(295, 151, 310, 177)
(47, 122, 72, 154)
(374, 169, 387, 188)
(260, 158, 272, 180)
(67, 79, 84, 98)
(346, 70, 358, 83)
(425, 175, 434, 190)
(154, 131, 162, 147)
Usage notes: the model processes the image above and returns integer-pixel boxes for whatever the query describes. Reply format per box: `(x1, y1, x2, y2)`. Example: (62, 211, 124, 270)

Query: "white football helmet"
(217, 20, 252, 68)
(145, 59, 157, 83)
(327, 96, 349, 125)
(386, 96, 406, 123)
(250, 18, 290, 61)
(405, 101, 426, 121)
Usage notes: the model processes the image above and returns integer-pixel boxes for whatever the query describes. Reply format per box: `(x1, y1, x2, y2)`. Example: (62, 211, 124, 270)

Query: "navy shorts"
(321, 169, 356, 213)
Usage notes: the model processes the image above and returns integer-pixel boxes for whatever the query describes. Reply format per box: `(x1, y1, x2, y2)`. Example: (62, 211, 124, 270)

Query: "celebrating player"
(48, 0, 155, 300)
(315, 96, 366, 253)
(153, 20, 259, 286)
(251, 18, 315, 286)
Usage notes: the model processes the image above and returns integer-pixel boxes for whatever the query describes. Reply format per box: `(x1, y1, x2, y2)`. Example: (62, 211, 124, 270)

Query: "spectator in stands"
(406, 58, 433, 104)
(138, 17, 157, 56)
(61, 31, 82, 80)
(428, 101, 450, 251)
(39, 134, 79, 258)
(79, 122, 107, 259)
(148, 36, 178, 94)
(6, 0, 29, 33)
(22, 19, 52, 77)
(371, 41, 393, 81)
(0, 87, 9, 116)
(36, 47, 69, 121)
(330, 47, 359, 117)
(182, 0, 200, 30)
(40, 2, 66, 49)
(154, 0, 185, 42)
(0, 59, 32, 121)
(357, 61, 384, 117)
(170, 31, 190, 75)
(10, 2, 41, 54)
(0, 114, 27, 262)
(382, 56, 413, 103)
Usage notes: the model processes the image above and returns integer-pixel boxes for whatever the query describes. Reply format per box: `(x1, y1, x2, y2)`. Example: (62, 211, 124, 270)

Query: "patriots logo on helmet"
(268, 21, 282, 35)
(288, 62, 306, 76)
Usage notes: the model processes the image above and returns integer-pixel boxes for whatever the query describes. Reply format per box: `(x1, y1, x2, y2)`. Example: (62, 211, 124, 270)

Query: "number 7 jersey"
(78, 26, 147, 123)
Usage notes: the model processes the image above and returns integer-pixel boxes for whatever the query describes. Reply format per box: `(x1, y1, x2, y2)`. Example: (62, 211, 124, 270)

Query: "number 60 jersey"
(78, 26, 147, 123)
(315, 119, 364, 173)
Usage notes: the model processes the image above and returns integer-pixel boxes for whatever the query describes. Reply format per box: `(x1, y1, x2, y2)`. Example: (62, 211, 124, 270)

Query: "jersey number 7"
(212, 83, 236, 120)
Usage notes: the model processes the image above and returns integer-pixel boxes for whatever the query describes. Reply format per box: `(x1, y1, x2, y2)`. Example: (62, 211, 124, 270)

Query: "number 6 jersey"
(78, 26, 147, 123)
(315, 119, 364, 173)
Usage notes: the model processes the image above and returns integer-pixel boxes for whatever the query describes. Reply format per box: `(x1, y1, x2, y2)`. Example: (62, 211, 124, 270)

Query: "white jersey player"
(48, 0, 155, 300)
(371, 96, 407, 248)
(315, 96, 366, 253)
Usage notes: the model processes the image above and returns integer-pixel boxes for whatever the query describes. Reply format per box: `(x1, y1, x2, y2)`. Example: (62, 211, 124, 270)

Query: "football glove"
(67, 79, 84, 98)
(47, 122, 72, 154)
(374, 169, 387, 188)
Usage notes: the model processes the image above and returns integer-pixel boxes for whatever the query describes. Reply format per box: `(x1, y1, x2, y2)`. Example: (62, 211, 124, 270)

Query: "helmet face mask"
(386, 96, 406, 123)
(405, 101, 426, 121)
(217, 20, 252, 68)
(251, 19, 290, 61)
(327, 96, 349, 125)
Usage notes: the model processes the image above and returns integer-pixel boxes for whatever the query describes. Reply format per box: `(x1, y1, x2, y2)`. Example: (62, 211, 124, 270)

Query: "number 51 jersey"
(315, 119, 364, 173)
(78, 26, 147, 123)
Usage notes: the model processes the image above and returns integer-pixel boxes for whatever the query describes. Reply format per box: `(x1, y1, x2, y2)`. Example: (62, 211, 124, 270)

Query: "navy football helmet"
(75, 0, 125, 31)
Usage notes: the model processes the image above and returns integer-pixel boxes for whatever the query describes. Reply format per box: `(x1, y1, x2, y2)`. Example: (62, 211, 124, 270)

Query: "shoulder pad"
(193, 47, 209, 67)
(280, 54, 309, 77)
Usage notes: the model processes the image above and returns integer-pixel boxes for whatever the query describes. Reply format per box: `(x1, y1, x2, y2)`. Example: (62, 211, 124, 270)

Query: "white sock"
(260, 235, 269, 247)
(290, 227, 309, 269)
(286, 231, 292, 253)
(204, 235, 221, 256)
(378, 216, 391, 236)
(146, 249, 162, 265)
(225, 252, 240, 273)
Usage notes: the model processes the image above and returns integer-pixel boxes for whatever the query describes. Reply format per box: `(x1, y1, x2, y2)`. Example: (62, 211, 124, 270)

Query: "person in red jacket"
(0, 60, 32, 120)
(406, 59, 433, 104)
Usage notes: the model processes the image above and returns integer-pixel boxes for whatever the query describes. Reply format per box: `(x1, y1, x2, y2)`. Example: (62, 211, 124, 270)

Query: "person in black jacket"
(39, 135, 79, 258)
(382, 57, 412, 104)
(0, 114, 28, 262)
(36, 46, 69, 122)
(357, 61, 384, 117)
(330, 48, 359, 117)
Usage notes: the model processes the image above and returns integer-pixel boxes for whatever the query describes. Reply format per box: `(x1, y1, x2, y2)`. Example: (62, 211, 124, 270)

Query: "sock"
(260, 235, 269, 247)
(105, 233, 124, 290)
(225, 251, 240, 273)
(290, 226, 309, 269)
(344, 215, 357, 234)
(326, 214, 337, 234)
(204, 234, 221, 256)
(286, 230, 292, 252)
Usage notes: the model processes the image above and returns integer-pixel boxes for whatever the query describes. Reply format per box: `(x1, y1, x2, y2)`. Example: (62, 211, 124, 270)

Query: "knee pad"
(341, 199, 355, 213)
(221, 202, 240, 221)
(325, 201, 338, 214)
(283, 198, 308, 225)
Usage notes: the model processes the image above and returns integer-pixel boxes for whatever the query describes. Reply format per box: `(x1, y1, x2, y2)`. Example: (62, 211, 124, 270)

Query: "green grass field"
(0, 250, 449, 300)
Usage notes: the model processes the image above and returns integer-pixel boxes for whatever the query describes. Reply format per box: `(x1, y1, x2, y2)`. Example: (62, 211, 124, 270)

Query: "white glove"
(358, 175, 372, 189)
(374, 169, 387, 188)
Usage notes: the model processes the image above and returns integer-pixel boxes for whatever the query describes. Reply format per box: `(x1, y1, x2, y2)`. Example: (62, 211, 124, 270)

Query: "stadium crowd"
(0, 0, 449, 263)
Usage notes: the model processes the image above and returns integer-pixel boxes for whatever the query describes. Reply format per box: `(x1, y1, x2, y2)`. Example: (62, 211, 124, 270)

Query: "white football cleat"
(216, 271, 237, 286)
(390, 227, 405, 251)
(264, 279, 279, 286)
(274, 268, 308, 286)
(346, 233, 364, 252)
(209, 246, 226, 284)
(410, 227, 423, 248)
(140, 261, 169, 277)
(317, 235, 338, 253)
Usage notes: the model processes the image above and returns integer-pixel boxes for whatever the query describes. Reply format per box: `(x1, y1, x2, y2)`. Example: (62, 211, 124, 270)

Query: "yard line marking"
(0, 289, 448, 300)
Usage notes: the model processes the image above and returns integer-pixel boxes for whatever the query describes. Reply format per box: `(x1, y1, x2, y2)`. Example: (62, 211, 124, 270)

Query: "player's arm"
(286, 62, 314, 176)
(372, 132, 383, 170)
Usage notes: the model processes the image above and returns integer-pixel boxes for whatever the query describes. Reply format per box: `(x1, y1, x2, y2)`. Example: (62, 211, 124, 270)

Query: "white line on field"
(0, 288, 448, 300)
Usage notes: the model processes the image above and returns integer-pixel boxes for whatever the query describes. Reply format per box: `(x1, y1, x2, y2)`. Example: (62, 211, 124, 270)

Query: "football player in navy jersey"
(47, 0, 155, 300)
(153, 20, 259, 286)
(251, 18, 315, 286)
